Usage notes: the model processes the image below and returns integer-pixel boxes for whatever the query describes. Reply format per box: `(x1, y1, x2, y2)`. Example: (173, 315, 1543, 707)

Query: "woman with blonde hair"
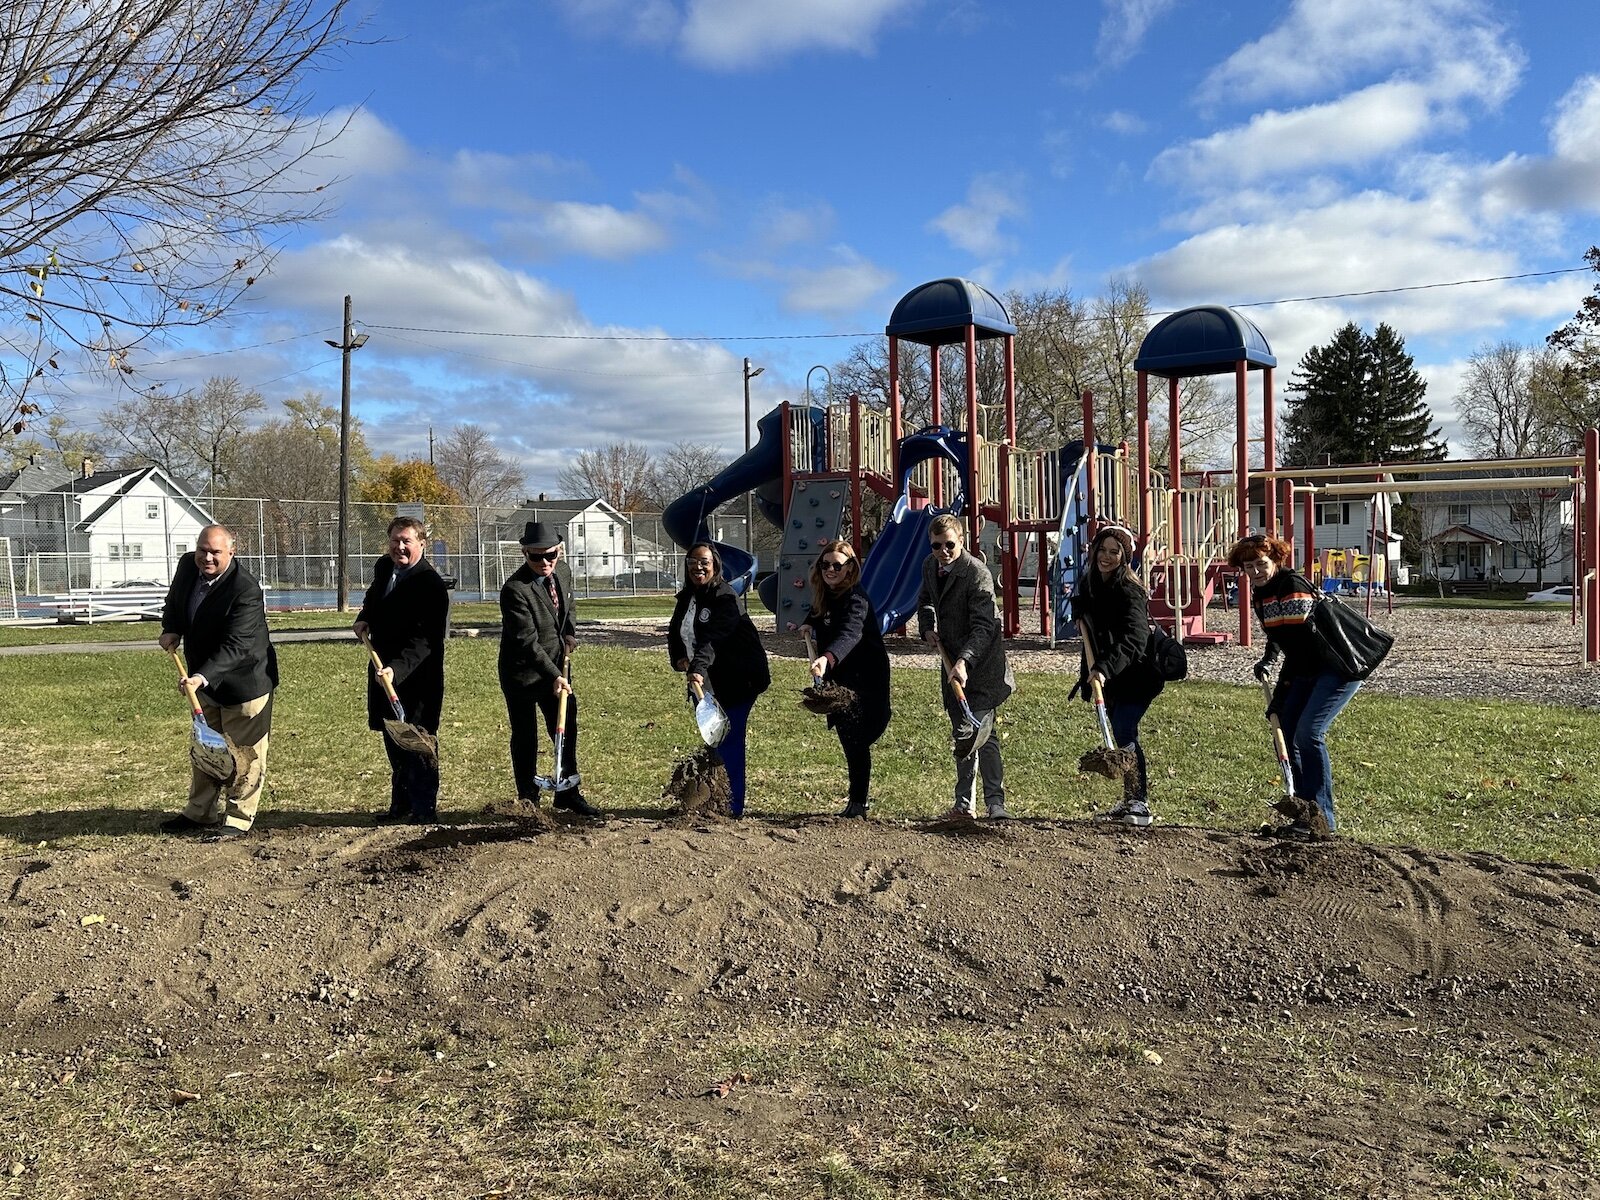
(798, 540, 891, 818)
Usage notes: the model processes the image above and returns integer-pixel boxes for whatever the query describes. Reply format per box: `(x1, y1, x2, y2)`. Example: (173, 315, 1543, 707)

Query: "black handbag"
(1146, 622, 1188, 682)
(1309, 595, 1394, 681)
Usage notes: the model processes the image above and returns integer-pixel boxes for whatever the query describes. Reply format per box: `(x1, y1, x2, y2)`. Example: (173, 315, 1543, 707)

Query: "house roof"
(19, 465, 213, 531)
(500, 497, 633, 531)
(0, 462, 73, 501)
(1435, 524, 1504, 545)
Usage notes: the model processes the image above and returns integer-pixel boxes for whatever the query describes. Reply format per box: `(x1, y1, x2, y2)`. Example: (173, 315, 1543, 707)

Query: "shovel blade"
(695, 696, 730, 747)
(189, 715, 235, 782)
(382, 718, 439, 766)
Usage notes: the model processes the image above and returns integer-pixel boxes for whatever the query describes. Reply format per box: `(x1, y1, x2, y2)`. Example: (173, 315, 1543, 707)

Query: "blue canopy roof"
(1134, 305, 1276, 377)
(885, 278, 1016, 347)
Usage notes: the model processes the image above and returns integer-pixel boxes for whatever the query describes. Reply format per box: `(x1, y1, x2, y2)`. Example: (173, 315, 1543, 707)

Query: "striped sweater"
(1252, 569, 1328, 677)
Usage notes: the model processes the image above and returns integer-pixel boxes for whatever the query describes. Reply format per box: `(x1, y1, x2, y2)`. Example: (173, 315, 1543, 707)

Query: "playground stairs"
(765, 478, 849, 629)
(1149, 561, 1230, 645)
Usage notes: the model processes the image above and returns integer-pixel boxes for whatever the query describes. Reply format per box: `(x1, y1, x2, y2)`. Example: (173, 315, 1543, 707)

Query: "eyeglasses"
(820, 559, 850, 571)
(687, 558, 715, 569)
(930, 540, 958, 552)
(524, 549, 559, 562)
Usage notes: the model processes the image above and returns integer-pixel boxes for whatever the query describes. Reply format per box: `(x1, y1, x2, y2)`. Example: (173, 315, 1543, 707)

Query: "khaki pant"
(184, 692, 272, 831)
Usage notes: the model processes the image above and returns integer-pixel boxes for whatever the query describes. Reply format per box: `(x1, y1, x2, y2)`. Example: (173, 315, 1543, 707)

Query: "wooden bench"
(49, 586, 168, 624)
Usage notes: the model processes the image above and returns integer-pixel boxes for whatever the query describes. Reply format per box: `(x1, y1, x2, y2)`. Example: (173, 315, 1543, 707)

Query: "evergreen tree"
(1281, 321, 1446, 465)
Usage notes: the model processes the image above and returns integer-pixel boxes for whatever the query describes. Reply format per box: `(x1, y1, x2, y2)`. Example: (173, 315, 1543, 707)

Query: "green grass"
(0, 595, 676, 647)
(1, 639, 1597, 865)
(1400, 597, 1572, 611)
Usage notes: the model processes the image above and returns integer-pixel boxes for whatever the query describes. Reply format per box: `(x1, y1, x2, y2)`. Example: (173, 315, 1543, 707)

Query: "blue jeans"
(1276, 672, 1361, 831)
(720, 699, 754, 817)
(1107, 695, 1154, 805)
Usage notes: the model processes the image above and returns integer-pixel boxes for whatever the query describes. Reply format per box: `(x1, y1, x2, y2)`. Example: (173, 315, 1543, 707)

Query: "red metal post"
(999, 443, 1016, 636)
(1082, 389, 1097, 527)
(965, 326, 981, 554)
(930, 345, 943, 508)
(1136, 373, 1151, 548)
(1303, 489, 1316, 578)
(1262, 365, 1276, 535)
(1586, 429, 1599, 663)
(888, 338, 902, 482)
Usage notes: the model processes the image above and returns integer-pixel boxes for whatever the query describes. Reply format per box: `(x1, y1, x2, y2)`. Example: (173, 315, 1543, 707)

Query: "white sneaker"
(1096, 801, 1152, 827)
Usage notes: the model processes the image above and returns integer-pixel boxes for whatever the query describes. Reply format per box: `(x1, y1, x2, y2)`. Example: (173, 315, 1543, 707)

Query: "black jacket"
(668, 581, 771, 710)
(498, 564, 575, 691)
(915, 551, 1013, 710)
(800, 584, 891, 738)
(161, 555, 278, 706)
(356, 556, 449, 733)
(1071, 570, 1162, 704)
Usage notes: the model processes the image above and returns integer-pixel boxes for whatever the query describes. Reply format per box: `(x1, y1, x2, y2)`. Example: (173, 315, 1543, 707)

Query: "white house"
(1250, 485, 1404, 583)
(497, 497, 635, 583)
(1409, 488, 1574, 585)
(16, 463, 214, 589)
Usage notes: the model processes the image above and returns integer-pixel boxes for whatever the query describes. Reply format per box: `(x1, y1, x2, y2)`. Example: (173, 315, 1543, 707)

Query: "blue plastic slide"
(662, 406, 821, 595)
(859, 426, 969, 634)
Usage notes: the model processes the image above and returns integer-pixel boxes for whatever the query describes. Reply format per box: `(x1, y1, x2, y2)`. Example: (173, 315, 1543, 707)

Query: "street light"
(743, 357, 764, 572)
(325, 294, 369, 612)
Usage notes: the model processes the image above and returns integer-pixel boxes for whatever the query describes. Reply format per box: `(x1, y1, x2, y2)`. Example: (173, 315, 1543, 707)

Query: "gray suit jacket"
(916, 550, 1013, 711)
(498, 564, 575, 690)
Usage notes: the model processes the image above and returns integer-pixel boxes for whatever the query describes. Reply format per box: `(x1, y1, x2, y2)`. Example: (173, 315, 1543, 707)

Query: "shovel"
(1262, 675, 1300, 815)
(359, 631, 439, 765)
(919, 604, 980, 732)
(534, 654, 581, 797)
(1077, 620, 1134, 781)
(688, 678, 730, 747)
(169, 649, 235, 782)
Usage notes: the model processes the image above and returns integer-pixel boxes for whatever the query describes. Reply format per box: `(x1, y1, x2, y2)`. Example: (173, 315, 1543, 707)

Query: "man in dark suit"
(158, 524, 279, 839)
(353, 516, 449, 824)
(916, 514, 1014, 821)
(498, 520, 599, 817)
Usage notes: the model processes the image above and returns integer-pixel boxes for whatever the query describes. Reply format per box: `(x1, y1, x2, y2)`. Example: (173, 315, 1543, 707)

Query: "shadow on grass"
(0, 806, 408, 843)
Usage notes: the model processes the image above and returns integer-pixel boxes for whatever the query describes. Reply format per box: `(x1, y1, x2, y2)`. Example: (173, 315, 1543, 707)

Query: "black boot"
(838, 801, 869, 819)
(554, 790, 602, 818)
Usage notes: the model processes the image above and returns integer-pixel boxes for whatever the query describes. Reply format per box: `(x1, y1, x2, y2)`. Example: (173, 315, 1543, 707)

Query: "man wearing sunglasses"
(916, 514, 1013, 821)
(497, 520, 599, 817)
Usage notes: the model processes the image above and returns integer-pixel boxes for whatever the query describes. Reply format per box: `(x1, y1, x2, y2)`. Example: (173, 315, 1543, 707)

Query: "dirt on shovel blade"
(799, 680, 858, 716)
(383, 718, 439, 766)
(1079, 745, 1137, 781)
(664, 746, 731, 817)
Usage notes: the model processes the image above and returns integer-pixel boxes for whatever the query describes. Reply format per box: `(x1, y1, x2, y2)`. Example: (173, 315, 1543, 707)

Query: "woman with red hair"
(1227, 534, 1363, 839)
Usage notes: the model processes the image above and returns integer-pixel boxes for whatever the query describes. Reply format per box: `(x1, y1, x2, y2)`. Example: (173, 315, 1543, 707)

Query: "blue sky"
(68, 0, 1600, 491)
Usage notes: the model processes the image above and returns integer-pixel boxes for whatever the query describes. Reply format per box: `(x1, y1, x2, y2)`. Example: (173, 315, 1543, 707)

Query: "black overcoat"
(356, 556, 449, 733)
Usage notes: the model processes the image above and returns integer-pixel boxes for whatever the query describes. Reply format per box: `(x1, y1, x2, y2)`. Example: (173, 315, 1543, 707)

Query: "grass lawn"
(2, 640, 1597, 866)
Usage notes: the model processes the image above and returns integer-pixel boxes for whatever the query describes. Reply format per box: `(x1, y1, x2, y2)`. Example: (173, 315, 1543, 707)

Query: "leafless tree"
(1456, 341, 1558, 458)
(103, 375, 263, 493)
(0, 0, 356, 441)
(434, 423, 524, 508)
(647, 441, 728, 511)
(556, 442, 654, 512)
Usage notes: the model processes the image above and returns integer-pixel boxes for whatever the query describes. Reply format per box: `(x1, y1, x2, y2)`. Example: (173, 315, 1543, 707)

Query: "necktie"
(546, 577, 559, 609)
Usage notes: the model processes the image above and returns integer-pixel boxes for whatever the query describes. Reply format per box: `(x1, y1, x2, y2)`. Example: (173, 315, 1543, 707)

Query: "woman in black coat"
(1071, 523, 1163, 827)
(798, 540, 891, 819)
(667, 543, 771, 817)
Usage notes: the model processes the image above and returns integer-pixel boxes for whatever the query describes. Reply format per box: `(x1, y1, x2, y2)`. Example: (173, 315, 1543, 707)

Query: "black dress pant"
(504, 682, 580, 799)
(382, 726, 439, 820)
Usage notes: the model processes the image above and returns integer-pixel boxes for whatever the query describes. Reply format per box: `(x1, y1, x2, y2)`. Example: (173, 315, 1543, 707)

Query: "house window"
(1448, 503, 1471, 525)
(601, 552, 610, 566)
(174, 543, 187, 556)
(145, 502, 159, 519)
(1315, 503, 1349, 525)
(127, 543, 143, 560)
(108, 544, 120, 560)
(1508, 502, 1532, 522)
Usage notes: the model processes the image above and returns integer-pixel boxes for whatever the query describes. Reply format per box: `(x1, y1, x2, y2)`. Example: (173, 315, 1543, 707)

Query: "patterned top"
(1252, 569, 1326, 677)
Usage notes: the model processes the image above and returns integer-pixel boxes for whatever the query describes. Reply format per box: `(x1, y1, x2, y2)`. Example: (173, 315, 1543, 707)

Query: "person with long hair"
(1227, 533, 1362, 839)
(1071, 523, 1163, 826)
(667, 543, 771, 818)
(798, 540, 891, 819)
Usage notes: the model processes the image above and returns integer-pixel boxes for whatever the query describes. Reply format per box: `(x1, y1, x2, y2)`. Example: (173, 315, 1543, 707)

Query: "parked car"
(612, 570, 678, 591)
(1526, 585, 1575, 602)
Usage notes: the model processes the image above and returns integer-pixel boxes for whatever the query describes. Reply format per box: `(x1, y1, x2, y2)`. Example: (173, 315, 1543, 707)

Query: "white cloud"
(752, 201, 836, 250)
(706, 245, 894, 316)
(1096, 0, 1182, 69)
(1550, 74, 1600, 163)
(1198, 0, 1519, 107)
(1153, 82, 1434, 185)
(526, 201, 671, 259)
(927, 174, 1027, 258)
(1100, 110, 1149, 136)
(554, 0, 918, 69)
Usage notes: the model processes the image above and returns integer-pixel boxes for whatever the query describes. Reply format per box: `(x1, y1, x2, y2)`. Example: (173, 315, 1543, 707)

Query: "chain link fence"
(0, 494, 755, 618)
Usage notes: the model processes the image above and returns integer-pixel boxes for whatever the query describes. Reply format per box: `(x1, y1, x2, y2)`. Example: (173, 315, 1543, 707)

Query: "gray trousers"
(947, 702, 1004, 813)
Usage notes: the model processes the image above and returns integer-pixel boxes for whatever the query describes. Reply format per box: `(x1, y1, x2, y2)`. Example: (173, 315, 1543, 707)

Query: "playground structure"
(663, 278, 1600, 664)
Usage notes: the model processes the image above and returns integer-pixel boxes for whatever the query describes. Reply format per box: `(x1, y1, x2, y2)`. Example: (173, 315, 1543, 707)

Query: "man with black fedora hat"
(498, 520, 600, 817)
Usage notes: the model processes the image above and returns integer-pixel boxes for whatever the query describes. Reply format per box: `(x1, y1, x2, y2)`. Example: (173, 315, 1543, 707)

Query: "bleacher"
(48, 586, 167, 623)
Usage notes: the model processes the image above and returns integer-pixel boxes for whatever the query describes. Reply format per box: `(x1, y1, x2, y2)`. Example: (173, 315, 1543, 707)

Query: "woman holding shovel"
(1072, 524, 1164, 827)
(1227, 534, 1361, 839)
(668, 543, 771, 818)
(798, 540, 890, 819)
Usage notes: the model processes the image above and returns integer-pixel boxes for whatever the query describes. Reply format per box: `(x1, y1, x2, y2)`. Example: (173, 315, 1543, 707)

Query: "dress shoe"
(203, 825, 250, 842)
(553, 791, 602, 818)
(838, 801, 869, 819)
(159, 814, 212, 835)
(374, 810, 410, 826)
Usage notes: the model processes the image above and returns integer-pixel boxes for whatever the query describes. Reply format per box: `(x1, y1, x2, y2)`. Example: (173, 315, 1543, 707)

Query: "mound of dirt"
(662, 746, 730, 817)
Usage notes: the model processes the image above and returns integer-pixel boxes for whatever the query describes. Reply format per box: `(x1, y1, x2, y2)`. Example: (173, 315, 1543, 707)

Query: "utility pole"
(325, 295, 369, 612)
(743, 357, 764, 564)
